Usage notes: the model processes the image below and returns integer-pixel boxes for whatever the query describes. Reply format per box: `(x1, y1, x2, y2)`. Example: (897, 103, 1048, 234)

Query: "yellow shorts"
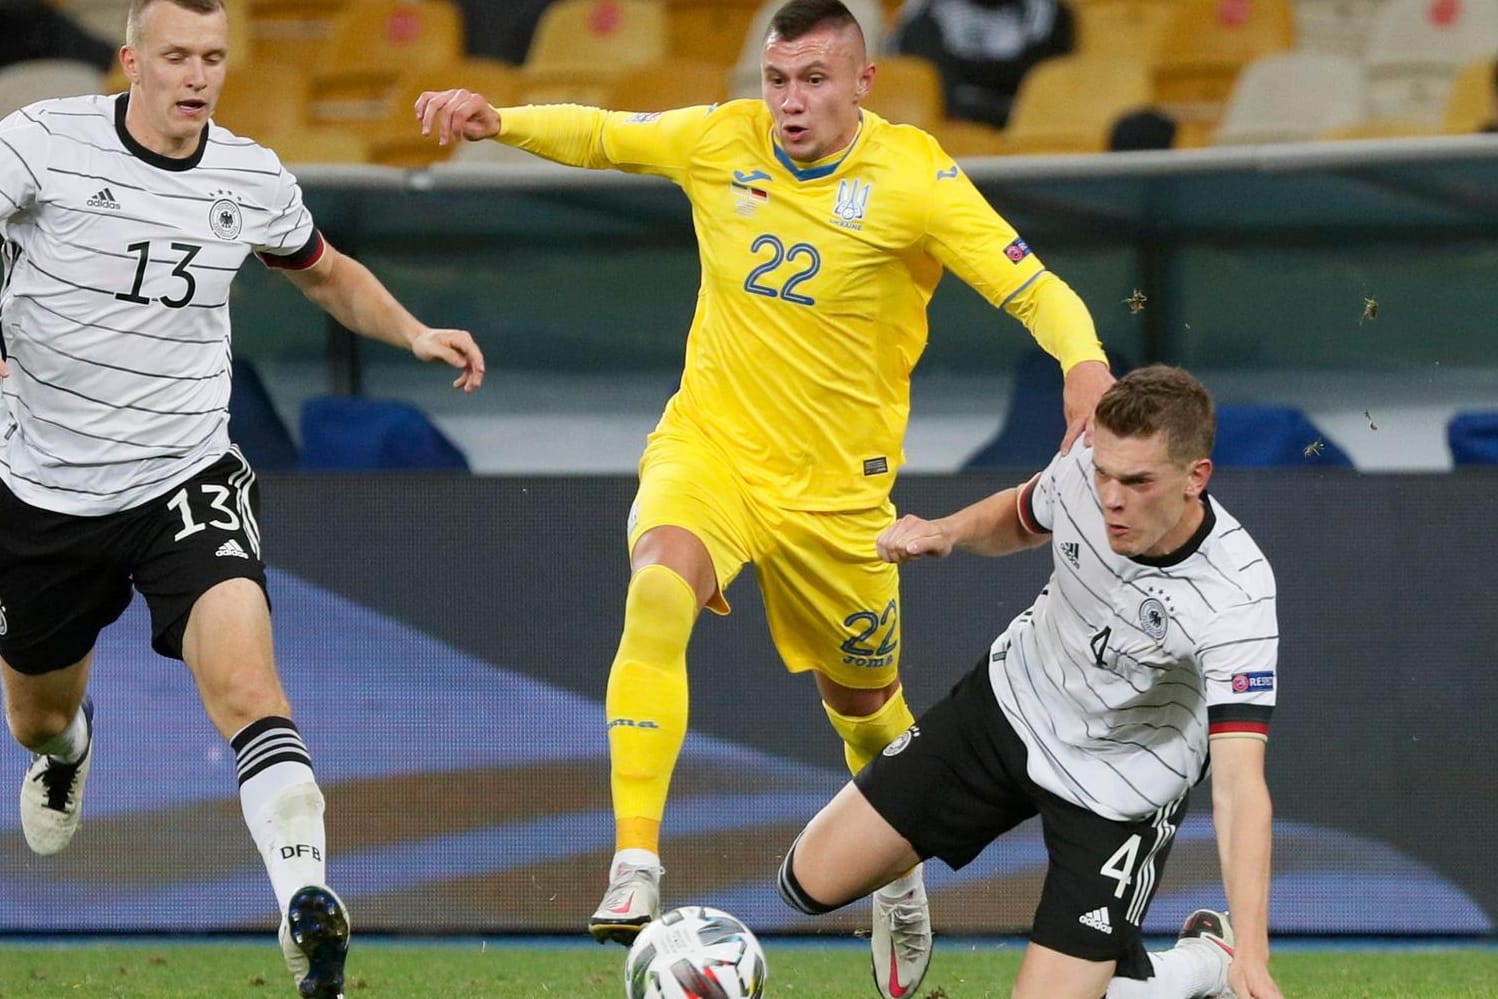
(628, 430, 901, 690)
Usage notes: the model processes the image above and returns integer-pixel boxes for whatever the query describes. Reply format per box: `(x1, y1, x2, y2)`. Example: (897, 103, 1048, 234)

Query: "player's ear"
(120, 46, 139, 85)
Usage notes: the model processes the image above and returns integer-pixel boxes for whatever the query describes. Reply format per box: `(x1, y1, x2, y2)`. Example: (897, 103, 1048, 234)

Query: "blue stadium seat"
(1213, 404, 1352, 467)
(228, 358, 299, 471)
(1447, 411, 1498, 465)
(300, 396, 469, 471)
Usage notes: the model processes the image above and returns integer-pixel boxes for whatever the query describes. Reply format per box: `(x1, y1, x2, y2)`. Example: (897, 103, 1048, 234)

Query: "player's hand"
(0, 356, 9, 379)
(877, 514, 954, 564)
(412, 328, 486, 393)
(1060, 359, 1114, 453)
(415, 89, 501, 146)
(1228, 956, 1284, 999)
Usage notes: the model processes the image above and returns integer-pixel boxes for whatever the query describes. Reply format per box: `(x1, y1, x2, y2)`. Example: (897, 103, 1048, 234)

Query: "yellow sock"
(606, 563, 697, 855)
(823, 687, 915, 775)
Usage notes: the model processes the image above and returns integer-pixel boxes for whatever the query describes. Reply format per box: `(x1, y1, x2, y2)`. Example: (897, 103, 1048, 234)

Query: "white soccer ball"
(623, 905, 767, 999)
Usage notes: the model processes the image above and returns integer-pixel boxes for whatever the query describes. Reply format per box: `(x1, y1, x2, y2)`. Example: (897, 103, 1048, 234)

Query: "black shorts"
(0, 448, 269, 673)
(855, 660, 1188, 980)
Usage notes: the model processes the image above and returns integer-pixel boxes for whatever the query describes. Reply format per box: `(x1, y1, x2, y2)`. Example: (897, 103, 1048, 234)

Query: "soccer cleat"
(871, 867, 932, 999)
(587, 859, 662, 945)
(19, 697, 94, 856)
(1177, 908, 1235, 997)
(280, 885, 350, 999)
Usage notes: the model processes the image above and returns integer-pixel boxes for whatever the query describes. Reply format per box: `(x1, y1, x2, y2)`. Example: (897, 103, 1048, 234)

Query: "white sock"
(232, 717, 327, 913)
(611, 847, 661, 875)
(876, 863, 924, 900)
(1104, 941, 1225, 999)
(35, 704, 89, 762)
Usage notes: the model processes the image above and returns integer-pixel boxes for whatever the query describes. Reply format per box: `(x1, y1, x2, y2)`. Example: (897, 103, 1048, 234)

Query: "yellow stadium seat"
(1153, 0, 1294, 122)
(246, 0, 357, 74)
(927, 118, 1008, 157)
(1443, 58, 1497, 133)
(362, 59, 523, 165)
(862, 54, 944, 128)
(1319, 119, 1437, 140)
(264, 127, 372, 165)
(607, 60, 727, 112)
(664, 0, 762, 65)
(1072, 0, 1185, 60)
(1003, 55, 1153, 154)
(312, 0, 466, 116)
(520, 0, 668, 107)
(212, 62, 309, 140)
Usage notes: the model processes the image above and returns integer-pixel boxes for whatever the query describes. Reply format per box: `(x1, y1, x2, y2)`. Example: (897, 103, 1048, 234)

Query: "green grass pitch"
(1, 941, 1495, 998)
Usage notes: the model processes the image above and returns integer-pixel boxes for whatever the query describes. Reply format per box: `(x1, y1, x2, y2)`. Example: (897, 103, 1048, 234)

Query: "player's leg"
(759, 502, 928, 999)
(591, 433, 751, 944)
(0, 481, 132, 856)
(1027, 786, 1192, 999)
(1103, 909, 1235, 999)
(135, 449, 347, 999)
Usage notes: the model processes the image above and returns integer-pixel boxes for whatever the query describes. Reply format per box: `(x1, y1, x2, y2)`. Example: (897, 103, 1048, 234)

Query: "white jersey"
(991, 442, 1278, 821)
(0, 93, 321, 516)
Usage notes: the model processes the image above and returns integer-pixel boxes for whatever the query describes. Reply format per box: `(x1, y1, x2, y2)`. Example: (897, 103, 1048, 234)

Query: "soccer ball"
(623, 905, 767, 999)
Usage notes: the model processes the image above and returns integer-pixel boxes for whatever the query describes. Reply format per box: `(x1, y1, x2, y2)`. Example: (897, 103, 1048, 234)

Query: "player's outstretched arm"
(415, 88, 501, 146)
(878, 484, 1049, 563)
(280, 243, 485, 393)
(1208, 736, 1285, 999)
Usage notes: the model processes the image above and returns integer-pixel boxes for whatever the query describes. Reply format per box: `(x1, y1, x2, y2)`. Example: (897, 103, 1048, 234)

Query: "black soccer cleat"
(282, 885, 350, 999)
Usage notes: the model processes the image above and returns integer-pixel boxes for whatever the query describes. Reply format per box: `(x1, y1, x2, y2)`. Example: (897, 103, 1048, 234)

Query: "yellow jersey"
(497, 100, 1105, 510)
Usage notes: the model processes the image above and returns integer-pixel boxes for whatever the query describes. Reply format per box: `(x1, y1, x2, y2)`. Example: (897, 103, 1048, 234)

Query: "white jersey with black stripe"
(991, 441, 1278, 822)
(0, 93, 318, 515)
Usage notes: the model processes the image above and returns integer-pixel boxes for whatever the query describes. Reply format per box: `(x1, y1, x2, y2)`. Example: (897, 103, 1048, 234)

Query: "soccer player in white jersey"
(778, 366, 1285, 999)
(0, 2, 484, 996)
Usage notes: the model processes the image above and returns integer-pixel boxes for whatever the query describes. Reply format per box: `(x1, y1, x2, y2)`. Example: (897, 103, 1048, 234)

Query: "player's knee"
(776, 841, 840, 916)
(616, 563, 699, 661)
(5, 704, 71, 751)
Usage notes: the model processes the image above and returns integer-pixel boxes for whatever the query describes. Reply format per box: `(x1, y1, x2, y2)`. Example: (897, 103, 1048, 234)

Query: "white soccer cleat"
(19, 698, 94, 856)
(588, 857, 662, 945)
(871, 866, 932, 999)
(1177, 908, 1235, 997)
(279, 885, 350, 999)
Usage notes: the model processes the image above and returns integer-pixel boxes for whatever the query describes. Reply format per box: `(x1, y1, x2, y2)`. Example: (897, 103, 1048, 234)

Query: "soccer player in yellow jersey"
(418, 1, 1113, 989)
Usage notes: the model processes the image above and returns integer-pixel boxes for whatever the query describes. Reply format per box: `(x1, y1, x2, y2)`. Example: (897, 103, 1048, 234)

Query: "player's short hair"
(125, 0, 225, 49)
(768, 0, 864, 46)
(1095, 365, 1216, 465)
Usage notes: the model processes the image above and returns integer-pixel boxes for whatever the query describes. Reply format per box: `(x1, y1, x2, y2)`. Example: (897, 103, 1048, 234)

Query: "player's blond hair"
(1095, 365, 1216, 465)
(125, 0, 225, 49)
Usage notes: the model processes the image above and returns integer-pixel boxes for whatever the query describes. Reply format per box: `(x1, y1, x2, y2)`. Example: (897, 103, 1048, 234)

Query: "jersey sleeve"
(496, 104, 711, 183)
(252, 155, 323, 270)
(0, 110, 50, 224)
(1018, 447, 1069, 534)
(920, 157, 1106, 373)
(1199, 593, 1279, 739)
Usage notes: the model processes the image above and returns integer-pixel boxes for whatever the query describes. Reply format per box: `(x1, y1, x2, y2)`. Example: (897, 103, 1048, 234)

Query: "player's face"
(762, 23, 873, 162)
(121, 1, 229, 157)
(1092, 426, 1212, 558)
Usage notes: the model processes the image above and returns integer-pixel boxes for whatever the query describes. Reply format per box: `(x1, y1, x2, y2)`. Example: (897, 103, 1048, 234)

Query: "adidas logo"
(1061, 541, 1080, 569)
(1078, 906, 1113, 935)
(215, 539, 249, 559)
(86, 187, 122, 210)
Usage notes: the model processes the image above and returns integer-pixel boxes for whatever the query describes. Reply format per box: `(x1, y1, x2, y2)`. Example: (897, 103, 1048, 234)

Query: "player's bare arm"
(878, 484, 1048, 563)
(1061, 359, 1116, 451)
(281, 244, 485, 393)
(1208, 735, 1285, 999)
(415, 88, 501, 146)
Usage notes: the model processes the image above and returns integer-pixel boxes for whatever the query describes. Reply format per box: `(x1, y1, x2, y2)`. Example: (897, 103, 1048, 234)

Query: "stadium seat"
(228, 359, 299, 471)
(1363, 0, 1498, 126)
(300, 396, 469, 471)
(1441, 58, 1497, 133)
(1152, 0, 1294, 124)
(1003, 55, 1154, 154)
(212, 62, 310, 140)
(1447, 411, 1498, 464)
(1213, 52, 1363, 145)
(861, 54, 944, 128)
(246, 0, 357, 72)
(1213, 405, 1352, 466)
(0, 60, 104, 118)
(1072, 0, 1185, 60)
(606, 60, 728, 112)
(361, 59, 523, 166)
(1319, 118, 1435, 140)
(519, 0, 668, 105)
(728, 0, 885, 99)
(310, 0, 466, 123)
(664, 0, 763, 66)
(1292, 0, 1384, 57)
(265, 128, 372, 165)
(928, 118, 1008, 157)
